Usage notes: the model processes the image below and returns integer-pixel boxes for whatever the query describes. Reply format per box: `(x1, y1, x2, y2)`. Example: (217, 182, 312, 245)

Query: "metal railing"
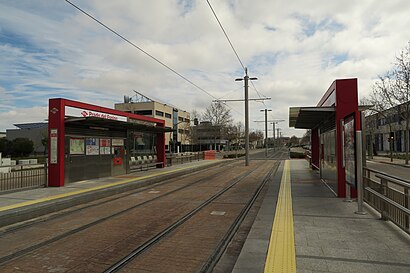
(0, 164, 47, 193)
(363, 167, 410, 234)
(166, 152, 203, 167)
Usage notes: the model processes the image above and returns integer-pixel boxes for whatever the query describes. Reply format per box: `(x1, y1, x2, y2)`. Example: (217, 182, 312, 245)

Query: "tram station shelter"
(48, 98, 169, 187)
(289, 78, 361, 198)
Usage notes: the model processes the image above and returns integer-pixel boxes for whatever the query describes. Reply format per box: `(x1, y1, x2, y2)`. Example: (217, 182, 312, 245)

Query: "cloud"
(0, 0, 410, 138)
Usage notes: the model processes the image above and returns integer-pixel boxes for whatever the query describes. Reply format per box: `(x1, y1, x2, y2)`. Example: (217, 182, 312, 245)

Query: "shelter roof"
(65, 117, 173, 133)
(289, 107, 335, 129)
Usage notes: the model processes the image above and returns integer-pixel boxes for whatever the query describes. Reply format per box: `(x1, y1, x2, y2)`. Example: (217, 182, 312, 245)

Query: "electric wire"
(206, 0, 271, 109)
(65, 0, 219, 101)
(205, 0, 245, 72)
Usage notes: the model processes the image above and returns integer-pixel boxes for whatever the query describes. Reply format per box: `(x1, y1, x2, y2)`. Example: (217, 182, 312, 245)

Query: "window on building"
(155, 110, 164, 117)
(178, 117, 184, 122)
(135, 110, 153, 116)
(165, 113, 172, 119)
(178, 129, 184, 134)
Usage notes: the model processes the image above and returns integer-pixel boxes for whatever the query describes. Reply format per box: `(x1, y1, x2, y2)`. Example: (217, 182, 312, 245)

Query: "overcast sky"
(1, 0, 409, 137)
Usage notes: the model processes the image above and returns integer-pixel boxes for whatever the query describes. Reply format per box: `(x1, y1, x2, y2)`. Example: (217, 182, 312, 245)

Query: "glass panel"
(320, 129, 337, 193)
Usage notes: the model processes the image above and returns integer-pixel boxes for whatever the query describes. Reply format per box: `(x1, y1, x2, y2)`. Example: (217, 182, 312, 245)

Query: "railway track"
(105, 161, 279, 273)
(0, 160, 279, 273)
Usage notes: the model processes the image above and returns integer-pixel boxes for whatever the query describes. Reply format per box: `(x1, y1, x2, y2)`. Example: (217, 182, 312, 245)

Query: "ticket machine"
(111, 138, 126, 176)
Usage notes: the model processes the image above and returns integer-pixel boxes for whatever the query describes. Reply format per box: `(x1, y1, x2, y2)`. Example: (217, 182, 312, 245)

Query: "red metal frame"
(311, 79, 360, 197)
(48, 98, 166, 187)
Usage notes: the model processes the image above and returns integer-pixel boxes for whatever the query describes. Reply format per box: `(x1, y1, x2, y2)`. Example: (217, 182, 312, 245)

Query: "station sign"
(65, 106, 127, 122)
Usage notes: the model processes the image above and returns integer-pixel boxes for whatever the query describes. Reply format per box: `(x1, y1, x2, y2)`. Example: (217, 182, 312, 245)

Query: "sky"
(1, 0, 409, 138)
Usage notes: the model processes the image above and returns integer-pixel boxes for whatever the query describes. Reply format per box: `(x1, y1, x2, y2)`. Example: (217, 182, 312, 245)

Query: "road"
(366, 160, 410, 181)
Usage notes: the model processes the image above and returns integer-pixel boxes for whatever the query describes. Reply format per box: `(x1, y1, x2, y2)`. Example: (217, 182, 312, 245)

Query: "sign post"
(355, 130, 367, 215)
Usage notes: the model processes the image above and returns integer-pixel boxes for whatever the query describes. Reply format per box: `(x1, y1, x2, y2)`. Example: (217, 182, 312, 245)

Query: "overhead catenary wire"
(206, 0, 270, 109)
(65, 0, 220, 102)
(205, 0, 245, 72)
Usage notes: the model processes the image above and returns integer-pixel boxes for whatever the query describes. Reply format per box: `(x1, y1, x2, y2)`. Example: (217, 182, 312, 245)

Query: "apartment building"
(115, 100, 191, 152)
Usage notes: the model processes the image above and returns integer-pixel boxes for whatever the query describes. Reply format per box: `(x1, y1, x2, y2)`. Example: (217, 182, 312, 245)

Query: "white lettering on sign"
(65, 106, 127, 122)
(50, 129, 58, 164)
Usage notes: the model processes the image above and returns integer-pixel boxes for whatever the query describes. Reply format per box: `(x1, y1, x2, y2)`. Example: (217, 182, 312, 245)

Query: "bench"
(130, 155, 163, 171)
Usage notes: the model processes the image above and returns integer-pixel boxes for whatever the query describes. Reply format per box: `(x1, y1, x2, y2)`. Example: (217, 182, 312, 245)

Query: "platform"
(232, 159, 410, 273)
(0, 160, 223, 228)
(1, 158, 409, 272)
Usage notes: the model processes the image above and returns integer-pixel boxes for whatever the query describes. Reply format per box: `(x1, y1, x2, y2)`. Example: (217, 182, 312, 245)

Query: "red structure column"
(334, 79, 360, 198)
(156, 122, 166, 167)
(48, 98, 66, 187)
(311, 128, 320, 170)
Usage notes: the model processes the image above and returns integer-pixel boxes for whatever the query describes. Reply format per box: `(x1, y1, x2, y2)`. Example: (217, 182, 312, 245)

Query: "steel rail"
(0, 161, 238, 265)
(199, 161, 280, 273)
(103, 161, 269, 273)
(0, 160, 233, 235)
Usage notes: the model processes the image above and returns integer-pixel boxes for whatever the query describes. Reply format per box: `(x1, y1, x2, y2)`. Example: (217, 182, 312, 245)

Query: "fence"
(363, 167, 410, 234)
(166, 152, 203, 167)
(0, 164, 47, 193)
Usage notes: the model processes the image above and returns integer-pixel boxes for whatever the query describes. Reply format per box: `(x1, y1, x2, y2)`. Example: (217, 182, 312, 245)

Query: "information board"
(70, 138, 85, 155)
(50, 129, 58, 164)
(86, 138, 99, 155)
(344, 116, 356, 186)
(100, 138, 111, 155)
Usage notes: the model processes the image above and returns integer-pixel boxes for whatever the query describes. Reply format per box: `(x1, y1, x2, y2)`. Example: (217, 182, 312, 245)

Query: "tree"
(12, 138, 34, 157)
(300, 130, 311, 146)
(41, 132, 48, 155)
(0, 138, 12, 157)
(249, 130, 263, 143)
(202, 102, 233, 126)
(368, 41, 410, 164)
(289, 135, 299, 146)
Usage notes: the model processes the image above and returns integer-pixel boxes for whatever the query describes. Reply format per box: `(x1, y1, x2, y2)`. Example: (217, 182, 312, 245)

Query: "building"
(365, 101, 410, 153)
(115, 93, 191, 153)
(6, 123, 48, 154)
(192, 121, 228, 151)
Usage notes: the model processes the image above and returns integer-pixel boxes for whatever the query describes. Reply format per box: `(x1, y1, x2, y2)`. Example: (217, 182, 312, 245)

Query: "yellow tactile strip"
(264, 160, 296, 273)
(0, 161, 218, 213)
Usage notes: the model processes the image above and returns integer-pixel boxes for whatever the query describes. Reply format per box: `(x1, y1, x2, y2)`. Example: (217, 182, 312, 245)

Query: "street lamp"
(171, 120, 188, 154)
(260, 109, 272, 157)
(271, 120, 285, 149)
(236, 68, 258, 166)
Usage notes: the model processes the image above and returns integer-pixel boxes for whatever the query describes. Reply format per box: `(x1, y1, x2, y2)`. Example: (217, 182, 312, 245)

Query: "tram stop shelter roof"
(289, 106, 335, 129)
(65, 116, 174, 133)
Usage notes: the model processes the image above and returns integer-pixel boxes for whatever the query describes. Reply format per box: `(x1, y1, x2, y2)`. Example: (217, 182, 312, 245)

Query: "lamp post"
(236, 68, 257, 166)
(271, 120, 284, 150)
(171, 120, 188, 154)
(260, 109, 272, 157)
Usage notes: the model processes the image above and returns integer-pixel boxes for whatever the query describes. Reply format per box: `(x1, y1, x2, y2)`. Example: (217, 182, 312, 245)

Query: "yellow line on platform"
(0, 161, 217, 213)
(264, 160, 296, 273)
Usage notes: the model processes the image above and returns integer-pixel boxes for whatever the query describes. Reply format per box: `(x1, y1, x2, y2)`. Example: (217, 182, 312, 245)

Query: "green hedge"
(223, 153, 246, 158)
(290, 151, 305, 159)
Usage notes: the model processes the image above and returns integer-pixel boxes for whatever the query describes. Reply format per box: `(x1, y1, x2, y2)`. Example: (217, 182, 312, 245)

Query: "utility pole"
(272, 122, 276, 149)
(271, 120, 284, 150)
(236, 68, 257, 166)
(260, 109, 272, 157)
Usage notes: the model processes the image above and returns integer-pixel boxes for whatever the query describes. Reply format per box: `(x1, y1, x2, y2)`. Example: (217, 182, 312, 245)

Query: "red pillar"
(311, 128, 320, 170)
(335, 79, 359, 198)
(156, 123, 166, 167)
(48, 98, 66, 186)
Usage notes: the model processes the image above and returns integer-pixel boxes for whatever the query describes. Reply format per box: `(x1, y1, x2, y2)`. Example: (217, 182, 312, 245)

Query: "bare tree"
(366, 41, 410, 163)
(249, 130, 263, 143)
(202, 102, 233, 126)
(300, 130, 311, 146)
